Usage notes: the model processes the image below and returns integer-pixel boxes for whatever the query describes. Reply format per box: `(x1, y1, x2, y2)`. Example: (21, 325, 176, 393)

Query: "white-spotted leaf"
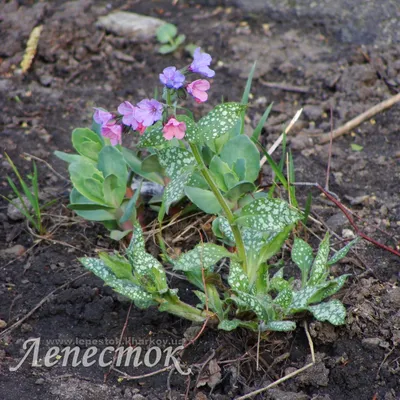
(308, 232, 330, 285)
(173, 243, 232, 271)
(292, 237, 314, 283)
(228, 260, 249, 292)
(308, 300, 346, 325)
(262, 321, 296, 332)
(163, 167, 194, 213)
(274, 288, 293, 309)
(158, 147, 195, 178)
(195, 103, 246, 144)
(328, 237, 359, 265)
(235, 198, 302, 233)
(138, 122, 166, 148)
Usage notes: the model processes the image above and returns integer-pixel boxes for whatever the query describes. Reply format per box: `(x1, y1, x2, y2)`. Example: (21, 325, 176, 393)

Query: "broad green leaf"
(159, 44, 178, 54)
(174, 243, 232, 271)
(308, 232, 330, 286)
(103, 174, 124, 207)
(233, 291, 268, 321)
(122, 147, 164, 185)
(228, 260, 249, 292)
(72, 128, 103, 161)
(220, 135, 260, 182)
(138, 122, 166, 148)
(308, 274, 350, 304)
(292, 237, 314, 284)
(237, 198, 301, 231)
(258, 226, 292, 263)
(98, 146, 128, 181)
(127, 223, 168, 294)
(274, 288, 293, 309)
(209, 156, 233, 192)
(72, 208, 116, 221)
(69, 160, 107, 205)
(218, 319, 258, 332)
(308, 300, 346, 325)
(225, 181, 256, 202)
(224, 172, 239, 190)
(270, 268, 290, 292)
(235, 198, 302, 232)
(119, 185, 141, 224)
(262, 321, 296, 332)
(54, 151, 83, 164)
(109, 230, 132, 241)
(175, 33, 186, 46)
(195, 103, 246, 144)
(158, 147, 195, 178)
(164, 167, 193, 213)
(142, 154, 164, 174)
(328, 237, 359, 265)
(98, 252, 134, 281)
(184, 186, 222, 214)
(156, 23, 177, 43)
(79, 257, 154, 309)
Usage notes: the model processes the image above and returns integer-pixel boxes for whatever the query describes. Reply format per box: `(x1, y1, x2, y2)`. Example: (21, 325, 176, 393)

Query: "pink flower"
(187, 80, 210, 103)
(93, 108, 113, 125)
(162, 118, 186, 140)
(118, 101, 142, 131)
(101, 121, 122, 146)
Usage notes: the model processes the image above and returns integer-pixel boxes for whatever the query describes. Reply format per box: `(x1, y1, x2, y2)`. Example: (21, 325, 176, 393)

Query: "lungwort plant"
(56, 48, 355, 332)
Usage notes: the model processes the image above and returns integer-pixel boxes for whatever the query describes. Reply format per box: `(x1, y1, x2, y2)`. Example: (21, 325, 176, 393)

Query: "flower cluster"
(94, 47, 215, 144)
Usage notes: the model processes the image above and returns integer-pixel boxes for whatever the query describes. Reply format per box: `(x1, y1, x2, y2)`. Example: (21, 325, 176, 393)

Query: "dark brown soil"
(0, 1, 399, 399)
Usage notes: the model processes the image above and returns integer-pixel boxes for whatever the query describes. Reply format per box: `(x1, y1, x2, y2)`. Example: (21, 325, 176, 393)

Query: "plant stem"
(189, 143, 248, 273)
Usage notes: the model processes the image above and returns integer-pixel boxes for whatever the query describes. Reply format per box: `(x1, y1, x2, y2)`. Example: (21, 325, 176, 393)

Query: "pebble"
(96, 12, 164, 42)
(0, 319, 7, 329)
(35, 378, 45, 385)
(0, 244, 26, 257)
(303, 104, 323, 120)
(21, 323, 33, 333)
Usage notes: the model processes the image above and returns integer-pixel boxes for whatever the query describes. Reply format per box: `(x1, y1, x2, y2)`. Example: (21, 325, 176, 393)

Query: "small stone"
(290, 133, 313, 151)
(7, 197, 33, 221)
(362, 337, 381, 349)
(132, 395, 146, 400)
(21, 323, 32, 333)
(0, 319, 7, 329)
(0, 244, 26, 257)
(35, 378, 45, 385)
(325, 213, 348, 232)
(342, 229, 355, 239)
(39, 75, 53, 87)
(96, 12, 164, 42)
(303, 105, 323, 120)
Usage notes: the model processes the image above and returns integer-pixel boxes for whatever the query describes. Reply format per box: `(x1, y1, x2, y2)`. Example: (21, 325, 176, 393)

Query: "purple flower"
(189, 47, 215, 78)
(118, 101, 142, 131)
(93, 108, 113, 125)
(159, 66, 185, 89)
(101, 121, 122, 146)
(136, 99, 163, 127)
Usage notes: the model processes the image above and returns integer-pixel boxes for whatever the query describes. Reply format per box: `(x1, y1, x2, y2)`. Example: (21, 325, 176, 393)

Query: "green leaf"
(351, 143, 363, 152)
(109, 230, 132, 241)
(236, 198, 302, 232)
(79, 257, 154, 309)
(175, 33, 186, 46)
(292, 237, 314, 285)
(98, 146, 128, 181)
(122, 147, 164, 185)
(209, 156, 233, 191)
(308, 300, 347, 325)
(142, 154, 164, 174)
(308, 232, 330, 286)
(184, 186, 222, 214)
(98, 252, 134, 281)
(138, 122, 166, 148)
(308, 275, 350, 304)
(158, 147, 195, 179)
(69, 160, 107, 205)
(218, 319, 258, 332)
(54, 151, 83, 164)
(220, 135, 260, 182)
(225, 181, 256, 201)
(252, 103, 273, 142)
(195, 103, 246, 144)
(174, 243, 232, 271)
(72, 128, 103, 161)
(103, 174, 124, 207)
(156, 23, 177, 43)
(164, 167, 193, 213)
(274, 288, 293, 309)
(119, 184, 141, 224)
(228, 260, 249, 292)
(159, 44, 178, 54)
(175, 115, 199, 143)
(328, 237, 359, 265)
(233, 291, 269, 321)
(262, 321, 296, 332)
